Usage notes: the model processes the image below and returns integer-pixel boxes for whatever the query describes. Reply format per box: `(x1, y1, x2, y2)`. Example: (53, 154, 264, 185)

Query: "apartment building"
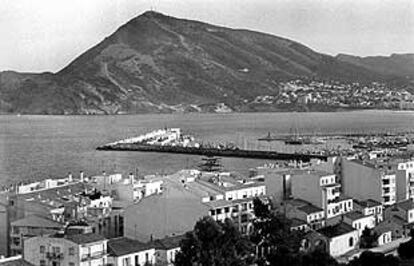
(341, 159, 396, 206)
(24, 233, 108, 266)
(10, 215, 64, 256)
(285, 198, 325, 230)
(353, 199, 383, 224)
(291, 170, 353, 220)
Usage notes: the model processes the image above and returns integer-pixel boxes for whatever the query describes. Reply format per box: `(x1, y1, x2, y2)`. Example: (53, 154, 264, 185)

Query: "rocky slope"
(0, 11, 411, 114)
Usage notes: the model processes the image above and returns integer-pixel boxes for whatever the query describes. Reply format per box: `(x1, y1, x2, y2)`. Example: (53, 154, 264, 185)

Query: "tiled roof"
(395, 200, 414, 211)
(153, 234, 186, 250)
(108, 237, 153, 256)
(11, 215, 63, 228)
(317, 223, 356, 238)
(290, 218, 307, 227)
(64, 233, 106, 244)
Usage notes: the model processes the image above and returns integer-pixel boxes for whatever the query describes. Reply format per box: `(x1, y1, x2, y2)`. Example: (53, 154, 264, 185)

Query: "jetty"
(96, 128, 328, 162)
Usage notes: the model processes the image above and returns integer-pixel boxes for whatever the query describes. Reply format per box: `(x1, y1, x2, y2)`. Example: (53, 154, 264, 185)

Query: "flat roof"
(297, 204, 324, 214)
(344, 211, 366, 221)
(317, 223, 356, 238)
(355, 199, 382, 208)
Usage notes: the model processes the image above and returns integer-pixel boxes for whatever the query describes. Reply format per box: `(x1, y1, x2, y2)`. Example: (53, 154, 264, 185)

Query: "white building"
(353, 199, 383, 224)
(316, 223, 359, 257)
(343, 211, 376, 236)
(107, 237, 155, 266)
(291, 170, 353, 220)
(24, 233, 108, 266)
(153, 235, 185, 266)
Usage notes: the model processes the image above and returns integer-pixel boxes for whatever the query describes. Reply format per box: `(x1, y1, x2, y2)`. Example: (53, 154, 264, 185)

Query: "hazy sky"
(1, 0, 413, 73)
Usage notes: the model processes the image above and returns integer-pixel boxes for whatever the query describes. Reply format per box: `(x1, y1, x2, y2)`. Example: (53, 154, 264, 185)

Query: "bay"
(0, 111, 413, 186)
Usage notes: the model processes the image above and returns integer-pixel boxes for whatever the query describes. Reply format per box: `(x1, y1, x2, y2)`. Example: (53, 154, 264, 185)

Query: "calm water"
(0, 111, 413, 185)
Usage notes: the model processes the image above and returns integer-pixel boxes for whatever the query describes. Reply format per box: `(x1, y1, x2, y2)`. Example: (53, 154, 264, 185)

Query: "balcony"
(46, 252, 64, 260)
(81, 251, 107, 261)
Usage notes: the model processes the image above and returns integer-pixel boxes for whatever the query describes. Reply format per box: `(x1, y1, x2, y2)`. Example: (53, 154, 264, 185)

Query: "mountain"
(0, 11, 411, 114)
(336, 53, 414, 79)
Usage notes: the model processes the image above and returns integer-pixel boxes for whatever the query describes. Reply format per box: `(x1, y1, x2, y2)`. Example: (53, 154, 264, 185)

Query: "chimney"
(68, 172, 73, 182)
(80, 171, 84, 182)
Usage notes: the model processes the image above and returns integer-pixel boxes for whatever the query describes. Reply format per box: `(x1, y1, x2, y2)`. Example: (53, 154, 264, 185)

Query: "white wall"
(329, 230, 359, 257)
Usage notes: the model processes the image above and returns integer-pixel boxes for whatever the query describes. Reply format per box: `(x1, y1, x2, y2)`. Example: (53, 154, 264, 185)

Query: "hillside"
(336, 53, 414, 79)
(0, 11, 411, 114)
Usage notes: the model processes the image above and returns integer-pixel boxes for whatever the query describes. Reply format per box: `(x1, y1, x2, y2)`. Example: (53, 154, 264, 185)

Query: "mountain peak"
(0, 12, 411, 114)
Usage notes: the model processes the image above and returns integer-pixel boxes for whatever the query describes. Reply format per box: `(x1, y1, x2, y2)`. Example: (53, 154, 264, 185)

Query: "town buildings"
(10, 215, 64, 256)
(24, 233, 108, 266)
(124, 170, 266, 242)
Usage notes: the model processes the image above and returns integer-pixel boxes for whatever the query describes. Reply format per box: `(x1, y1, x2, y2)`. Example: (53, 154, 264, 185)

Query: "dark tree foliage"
(398, 230, 414, 260)
(251, 198, 304, 253)
(360, 227, 378, 248)
(175, 198, 402, 266)
(174, 216, 254, 266)
(348, 251, 400, 266)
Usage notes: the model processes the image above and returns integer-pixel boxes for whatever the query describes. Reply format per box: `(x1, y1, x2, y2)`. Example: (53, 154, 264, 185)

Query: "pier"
(96, 143, 328, 162)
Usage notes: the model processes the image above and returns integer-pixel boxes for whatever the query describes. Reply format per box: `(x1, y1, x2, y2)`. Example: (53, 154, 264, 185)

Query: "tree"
(348, 251, 399, 266)
(360, 227, 378, 248)
(174, 216, 254, 266)
(398, 229, 414, 259)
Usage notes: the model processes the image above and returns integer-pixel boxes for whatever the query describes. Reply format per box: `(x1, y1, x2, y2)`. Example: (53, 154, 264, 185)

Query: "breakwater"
(96, 143, 328, 162)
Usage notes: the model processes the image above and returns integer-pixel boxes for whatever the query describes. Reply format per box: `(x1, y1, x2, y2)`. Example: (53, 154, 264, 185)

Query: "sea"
(0, 111, 413, 186)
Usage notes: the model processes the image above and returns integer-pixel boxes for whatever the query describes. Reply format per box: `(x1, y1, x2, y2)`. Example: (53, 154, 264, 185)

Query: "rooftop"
(317, 223, 356, 238)
(0, 258, 34, 266)
(395, 199, 414, 211)
(297, 204, 324, 214)
(64, 233, 106, 244)
(290, 218, 307, 227)
(108, 237, 153, 256)
(355, 199, 382, 208)
(11, 215, 63, 229)
(153, 234, 186, 250)
(344, 211, 367, 221)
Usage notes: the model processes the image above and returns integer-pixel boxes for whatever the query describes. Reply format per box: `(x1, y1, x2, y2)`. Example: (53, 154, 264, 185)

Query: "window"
(210, 210, 215, 216)
(40, 260, 46, 266)
(135, 255, 139, 266)
(145, 253, 149, 262)
(40, 245, 45, 254)
(52, 246, 61, 254)
(69, 247, 75, 255)
(216, 209, 222, 215)
(224, 207, 230, 213)
(123, 257, 131, 266)
(12, 227, 19, 234)
(349, 237, 354, 247)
